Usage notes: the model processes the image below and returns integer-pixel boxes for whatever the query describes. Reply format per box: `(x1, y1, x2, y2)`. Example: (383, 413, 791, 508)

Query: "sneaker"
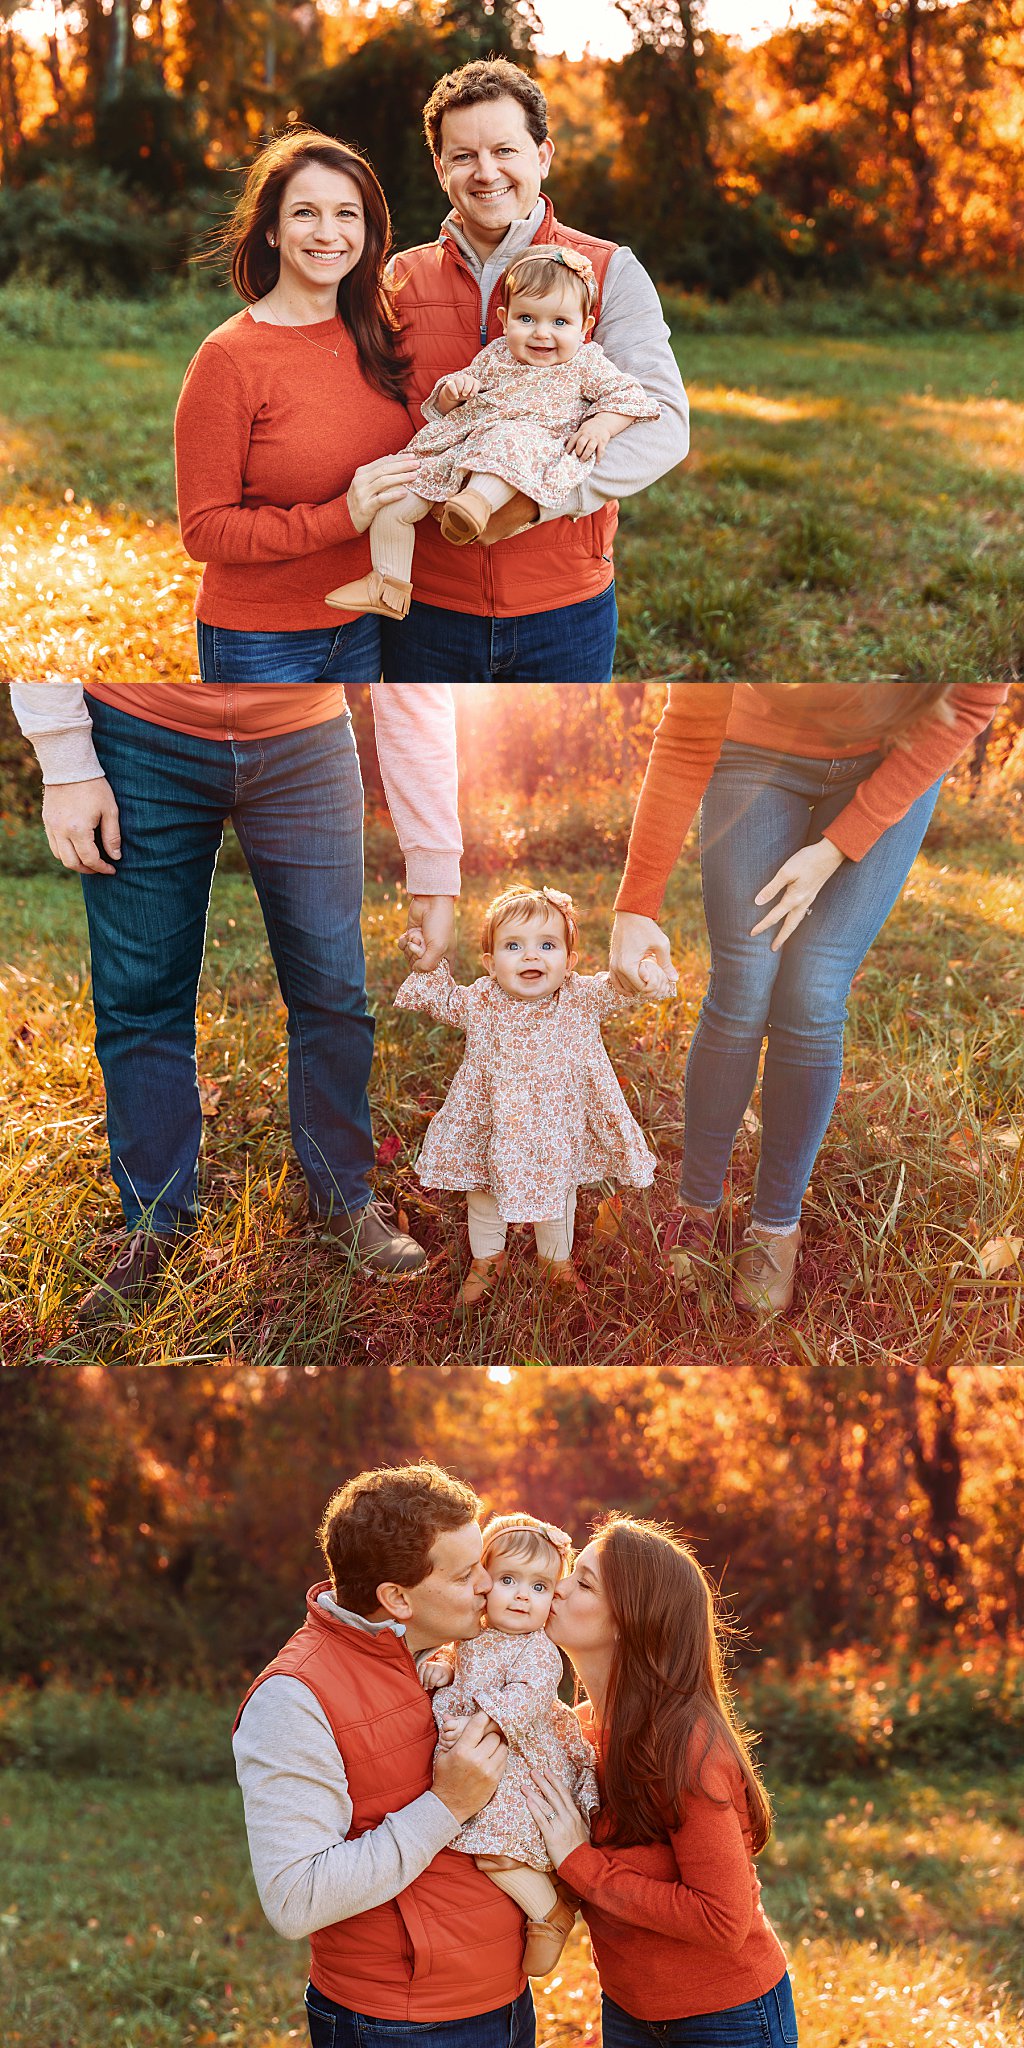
(459, 1252, 507, 1306)
(315, 1199, 427, 1276)
(79, 1230, 187, 1326)
(660, 1204, 721, 1284)
(732, 1224, 802, 1315)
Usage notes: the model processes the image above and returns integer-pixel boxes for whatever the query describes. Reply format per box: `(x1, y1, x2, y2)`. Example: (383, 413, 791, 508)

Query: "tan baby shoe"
(325, 569, 412, 618)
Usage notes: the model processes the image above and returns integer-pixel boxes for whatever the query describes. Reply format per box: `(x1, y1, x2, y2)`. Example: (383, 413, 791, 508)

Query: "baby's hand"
(420, 1657, 456, 1693)
(438, 1712, 472, 1751)
(397, 925, 427, 963)
(436, 371, 480, 415)
(567, 410, 633, 462)
(638, 953, 678, 1000)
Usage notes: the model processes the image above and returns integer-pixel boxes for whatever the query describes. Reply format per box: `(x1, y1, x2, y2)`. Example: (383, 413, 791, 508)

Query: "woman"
(609, 681, 1008, 1314)
(524, 1517, 797, 2047)
(9, 134, 464, 1322)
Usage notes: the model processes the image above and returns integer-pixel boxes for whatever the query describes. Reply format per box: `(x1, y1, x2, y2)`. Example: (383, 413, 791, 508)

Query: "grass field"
(1, 286, 1022, 685)
(2, 1758, 1021, 2047)
(1, 793, 1022, 1367)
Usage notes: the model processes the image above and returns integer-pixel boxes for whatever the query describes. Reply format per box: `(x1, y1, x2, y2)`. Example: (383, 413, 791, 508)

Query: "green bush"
(0, 1684, 233, 1782)
(745, 1654, 1024, 1781)
(662, 274, 1024, 336)
(0, 166, 209, 296)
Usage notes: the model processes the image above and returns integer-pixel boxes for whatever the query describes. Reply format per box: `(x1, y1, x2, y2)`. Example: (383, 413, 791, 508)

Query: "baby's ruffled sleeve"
(421, 341, 505, 421)
(579, 344, 661, 424)
(394, 961, 472, 1030)
(579, 970, 650, 1020)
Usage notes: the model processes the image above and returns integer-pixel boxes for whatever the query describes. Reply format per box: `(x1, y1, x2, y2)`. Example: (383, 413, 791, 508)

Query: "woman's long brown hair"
(776, 682, 955, 747)
(592, 1516, 772, 1854)
(215, 128, 410, 403)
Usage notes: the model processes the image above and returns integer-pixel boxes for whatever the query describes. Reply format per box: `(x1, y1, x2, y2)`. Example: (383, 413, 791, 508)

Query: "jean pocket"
(769, 1972, 799, 2046)
(304, 1982, 339, 2048)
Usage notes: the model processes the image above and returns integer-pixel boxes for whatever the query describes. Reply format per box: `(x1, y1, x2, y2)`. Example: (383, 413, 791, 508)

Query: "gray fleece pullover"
(232, 1592, 461, 1941)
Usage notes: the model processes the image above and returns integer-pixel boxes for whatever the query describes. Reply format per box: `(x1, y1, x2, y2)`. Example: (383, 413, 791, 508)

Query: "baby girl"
(421, 1512, 597, 1976)
(394, 885, 675, 1304)
(326, 246, 659, 620)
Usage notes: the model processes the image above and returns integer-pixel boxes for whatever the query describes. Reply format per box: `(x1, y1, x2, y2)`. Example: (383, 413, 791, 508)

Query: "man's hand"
(42, 778, 122, 876)
(434, 371, 480, 416)
(432, 1707, 507, 1822)
(567, 410, 633, 463)
(609, 911, 676, 996)
(750, 839, 845, 951)
(476, 489, 539, 545)
(397, 895, 456, 973)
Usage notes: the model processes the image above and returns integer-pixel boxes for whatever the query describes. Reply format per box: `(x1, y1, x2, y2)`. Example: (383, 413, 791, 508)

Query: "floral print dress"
(393, 963, 657, 1222)
(408, 338, 660, 508)
(432, 1628, 599, 1872)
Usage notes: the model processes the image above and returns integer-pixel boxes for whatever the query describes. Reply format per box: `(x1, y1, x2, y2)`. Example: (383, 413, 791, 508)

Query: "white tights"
(369, 473, 519, 583)
(466, 1188, 577, 1263)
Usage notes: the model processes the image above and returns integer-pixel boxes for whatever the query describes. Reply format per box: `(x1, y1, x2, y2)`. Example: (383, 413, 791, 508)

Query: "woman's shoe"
(459, 1251, 507, 1306)
(660, 1204, 721, 1284)
(522, 1894, 577, 1977)
(325, 570, 412, 618)
(732, 1224, 802, 1315)
(440, 488, 493, 545)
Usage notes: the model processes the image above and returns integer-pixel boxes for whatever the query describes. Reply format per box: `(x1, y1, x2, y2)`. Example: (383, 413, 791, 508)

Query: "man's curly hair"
(318, 1462, 481, 1616)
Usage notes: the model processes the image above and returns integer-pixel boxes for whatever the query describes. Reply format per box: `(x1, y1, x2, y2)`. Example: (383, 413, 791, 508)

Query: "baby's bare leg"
(475, 1856, 558, 1921)
(369, 491, 432, 585)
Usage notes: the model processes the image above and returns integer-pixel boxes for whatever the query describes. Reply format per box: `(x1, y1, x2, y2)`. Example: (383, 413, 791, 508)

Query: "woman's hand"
(398, 895, 455, 972)
(434, 371, 480, 415)
(609, 911, 676, 996)
(523, 1767, 590, 1868)
(42, 779, 122, 876)
(346, 452, 422, 533)
(750, 839, 846, 951)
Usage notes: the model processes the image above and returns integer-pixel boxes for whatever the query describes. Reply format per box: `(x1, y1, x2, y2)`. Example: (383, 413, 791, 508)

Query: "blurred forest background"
(0, 0, 1022, 303)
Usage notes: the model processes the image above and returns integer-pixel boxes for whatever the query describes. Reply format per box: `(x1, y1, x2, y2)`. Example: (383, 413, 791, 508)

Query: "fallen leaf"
(988, 1125, 1023, 1153)
(376, 1133, 402, 1166)
(593, 1195, 623, 1239)
(978, 1235, 1023, 1277)
(198, 1079, 222, 1118)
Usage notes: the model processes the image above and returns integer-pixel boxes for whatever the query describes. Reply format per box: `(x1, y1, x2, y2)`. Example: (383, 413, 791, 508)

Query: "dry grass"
(1, 819, 1022, 1367)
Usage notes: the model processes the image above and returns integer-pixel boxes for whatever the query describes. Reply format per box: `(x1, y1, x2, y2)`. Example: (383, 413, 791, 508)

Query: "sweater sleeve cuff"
(313, 495, 359, 549)
(413, 1790, 465, 1848)
(557, 1843, 605, 1894)
(30, 729, 107, 785)
(612, 868, 668, 921)
(404, 851, 462, 898)
(822, 810, 873, 863)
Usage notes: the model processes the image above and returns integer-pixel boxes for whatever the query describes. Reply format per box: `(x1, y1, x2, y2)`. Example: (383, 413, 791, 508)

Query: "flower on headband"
(542, 887, 575, 914)
(541, 1521, 573, 1556)
(550, 247, 597, 307)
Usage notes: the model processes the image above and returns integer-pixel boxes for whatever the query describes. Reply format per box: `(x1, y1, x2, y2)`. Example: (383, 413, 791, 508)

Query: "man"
(233, 1462, 534, 2048)
(9, 682, 461, 1313)
(382, 57, 690, 685)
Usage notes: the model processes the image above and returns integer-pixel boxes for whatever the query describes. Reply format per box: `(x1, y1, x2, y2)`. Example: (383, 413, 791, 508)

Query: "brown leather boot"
(522, 1892, 577, 1976)
(78, 1229, 190, 1327)
(660, 1204, 722, 1285)
(459, 1251, 507, 1306)
(732, 1224, 802, 1315)
(536, 1255, 577, 1290)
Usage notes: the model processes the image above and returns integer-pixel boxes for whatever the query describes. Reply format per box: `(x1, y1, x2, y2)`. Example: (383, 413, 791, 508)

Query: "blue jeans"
(304, 1982, 536, 2048)
(680, 741, 943, 1231)
(380, 586, 617, 682)
(196, 615, 382, 682)
(80, 694, 375, 1234)
(601, 1970, 798, 2046)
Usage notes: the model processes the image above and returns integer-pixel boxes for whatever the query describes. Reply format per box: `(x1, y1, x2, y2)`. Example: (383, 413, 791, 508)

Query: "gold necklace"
(258, 300, 345, 358)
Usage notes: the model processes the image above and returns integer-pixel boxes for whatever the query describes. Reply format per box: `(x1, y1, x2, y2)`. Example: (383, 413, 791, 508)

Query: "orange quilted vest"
(234, 1585, 526, 2022)
(391, 198, 619, 617)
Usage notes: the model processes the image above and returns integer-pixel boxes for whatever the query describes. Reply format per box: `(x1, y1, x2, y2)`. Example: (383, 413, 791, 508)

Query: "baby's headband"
(508, 246, 597, 310)
(485, 1520, 573, 1558)
(542, 886, 575, 915)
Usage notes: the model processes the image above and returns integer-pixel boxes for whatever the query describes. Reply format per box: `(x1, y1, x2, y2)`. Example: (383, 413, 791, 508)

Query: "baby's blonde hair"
(481, 886, 579, 960)
(482, 1511, 572, 1583)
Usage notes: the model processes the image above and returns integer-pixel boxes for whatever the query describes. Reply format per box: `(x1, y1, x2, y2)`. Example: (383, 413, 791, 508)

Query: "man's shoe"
(661, 1204, 721, 1285)
(79, 1230, 186, 1326)
(316, 1199, 427, 1276)
(459, 1251, 507, 1306)
(522, 1893, 577, 1977)
(732, 1224, 802, 1316)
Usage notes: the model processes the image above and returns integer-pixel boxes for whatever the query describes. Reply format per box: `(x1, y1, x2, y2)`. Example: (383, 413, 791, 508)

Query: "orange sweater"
(616, 681, 1008, 919)
(173, 308, 413, 630)
(559, 1705, 787, 2023)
